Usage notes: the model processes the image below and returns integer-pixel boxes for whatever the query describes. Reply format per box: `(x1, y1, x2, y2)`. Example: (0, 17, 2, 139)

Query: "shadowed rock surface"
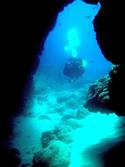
(82, 2, 125, 164)
(2, 1, 74, 166)
(2, 0, 74, 143)
(83, 0, 125, 116)
(0, 147, 21, 167)
(83, 0, 124, 64)
(84, 75, 111, 111)
(102, 141, 125, 167)
(32, 141, 70, 167)
(85, 65, 125, 115)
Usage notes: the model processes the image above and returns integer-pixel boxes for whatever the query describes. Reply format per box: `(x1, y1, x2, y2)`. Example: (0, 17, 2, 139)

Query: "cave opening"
(10, 1, 123, 167)
(34, 0, 112, 92)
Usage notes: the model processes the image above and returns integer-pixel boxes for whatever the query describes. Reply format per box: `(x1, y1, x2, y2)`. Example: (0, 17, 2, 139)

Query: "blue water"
(34, 0, 112, 90)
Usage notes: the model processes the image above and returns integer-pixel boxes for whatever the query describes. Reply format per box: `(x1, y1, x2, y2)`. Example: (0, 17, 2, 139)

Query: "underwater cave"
(1, 0, 125, 167)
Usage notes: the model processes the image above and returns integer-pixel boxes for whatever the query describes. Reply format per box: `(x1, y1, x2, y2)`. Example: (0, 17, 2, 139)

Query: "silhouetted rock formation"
(83, 0, 125, 115)
(2, 0, 74, 144)
(84, 74, 111, 112)
(0, 147, 21, 167)
(83, 0, 124, 65)
(83, 0, 98, 4)
(85, 65, 125, 115)
(102, 141, 125, 167)
(1, 1, 74, 166)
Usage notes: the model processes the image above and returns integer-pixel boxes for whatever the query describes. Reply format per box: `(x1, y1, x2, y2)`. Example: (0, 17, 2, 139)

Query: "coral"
(84, 74, 111, 111)
(54, 126, 73, 144)
(41, 125, 73, 147)
(41, 131, 57, 148)
(32, 140, 70, 167)
(85, 65, 125, 115)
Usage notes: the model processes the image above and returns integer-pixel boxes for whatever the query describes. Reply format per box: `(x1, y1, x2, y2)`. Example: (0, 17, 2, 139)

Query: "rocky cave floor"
(9, 81, 125, 167)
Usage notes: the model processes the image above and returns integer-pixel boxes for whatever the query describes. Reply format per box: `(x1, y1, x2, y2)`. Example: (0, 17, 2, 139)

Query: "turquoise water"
(11, 1, 124, 167)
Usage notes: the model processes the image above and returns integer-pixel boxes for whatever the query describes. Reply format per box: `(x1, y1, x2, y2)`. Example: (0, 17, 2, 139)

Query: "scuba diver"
(63, 28, 88, 82)
(63, 57, 88, 82)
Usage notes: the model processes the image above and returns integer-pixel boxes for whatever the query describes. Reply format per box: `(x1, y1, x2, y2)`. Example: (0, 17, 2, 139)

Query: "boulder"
(32, 140, 70, 167)
(41, 131, 57, 148)
(54, 126, 73, 144)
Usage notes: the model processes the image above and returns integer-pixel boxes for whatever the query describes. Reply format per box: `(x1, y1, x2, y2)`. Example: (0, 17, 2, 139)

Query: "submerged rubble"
(32, 140, 70, 167)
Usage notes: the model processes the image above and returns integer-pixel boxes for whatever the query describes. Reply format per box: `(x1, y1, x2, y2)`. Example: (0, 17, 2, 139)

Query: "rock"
(77, 108, 89, 119)
(1, 147, 21, 167)
(84, 0, 125, 115)
(98, 91, 110, 102)
(54, 126, 73, 144)
(54, 105, 66, 115)
(21, 163, 30, 167)
(67, 118, 83, 129)
(84, 74, 111, 111)
(83, 0, 99, 4)
(37, 95, 48, 105)
(85, 65, 125, 115)
(102, 141, 125, 167)
(56, 93, 69, 103)
(68, 93, 77, 99)
(66, 98, 78, 109)
(32, 151, 49, 167)
(61, 114, 77, 122)
(32, 140, 70, 167)
(41, 131, 57, 148)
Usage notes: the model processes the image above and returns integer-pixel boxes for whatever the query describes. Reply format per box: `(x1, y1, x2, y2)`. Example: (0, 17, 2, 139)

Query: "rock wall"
(83, 0, 125, 115)
(84, 0, 124, 64)
(85, 65, 125, 115)
(1, 0, 74, 154)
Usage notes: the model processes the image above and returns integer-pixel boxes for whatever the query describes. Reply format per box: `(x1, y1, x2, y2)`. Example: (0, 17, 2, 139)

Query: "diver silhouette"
(63, 57, 85, 82)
